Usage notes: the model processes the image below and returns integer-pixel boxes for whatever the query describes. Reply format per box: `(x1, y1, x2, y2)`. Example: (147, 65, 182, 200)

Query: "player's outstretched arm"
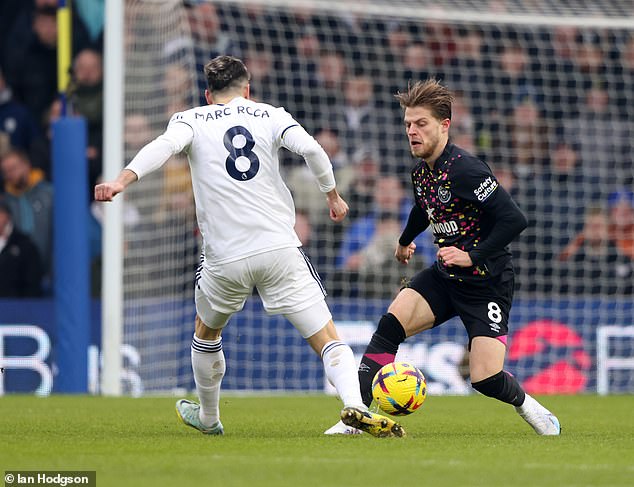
(326, 189, 349, 223)
(94, 122, 193, 202)
(94, 169, 138, 201)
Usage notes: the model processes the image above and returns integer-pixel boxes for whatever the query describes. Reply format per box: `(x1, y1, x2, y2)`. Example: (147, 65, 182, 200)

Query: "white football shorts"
(195, 247, 332, 338)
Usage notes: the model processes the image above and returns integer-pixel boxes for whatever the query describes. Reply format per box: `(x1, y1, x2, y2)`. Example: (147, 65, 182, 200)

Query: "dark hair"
(395, 78, 454, 121)
(203, 55, 249, 93)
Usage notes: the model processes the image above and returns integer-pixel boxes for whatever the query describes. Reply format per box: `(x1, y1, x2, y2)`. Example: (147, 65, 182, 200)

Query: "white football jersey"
(127, 97, 334, 265)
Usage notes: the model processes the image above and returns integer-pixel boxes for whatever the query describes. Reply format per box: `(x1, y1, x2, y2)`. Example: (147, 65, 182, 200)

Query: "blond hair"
(395, 79, 454, 121)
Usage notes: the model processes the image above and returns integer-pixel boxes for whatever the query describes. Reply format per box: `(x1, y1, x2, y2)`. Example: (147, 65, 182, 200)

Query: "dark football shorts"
(407, 264, 515, 346)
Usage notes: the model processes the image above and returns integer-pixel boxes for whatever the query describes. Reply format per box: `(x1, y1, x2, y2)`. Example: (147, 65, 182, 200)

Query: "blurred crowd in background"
(0, 0, 633, 299)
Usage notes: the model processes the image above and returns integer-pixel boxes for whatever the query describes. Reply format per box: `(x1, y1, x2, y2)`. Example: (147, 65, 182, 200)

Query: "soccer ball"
(371, 362, 427, 416)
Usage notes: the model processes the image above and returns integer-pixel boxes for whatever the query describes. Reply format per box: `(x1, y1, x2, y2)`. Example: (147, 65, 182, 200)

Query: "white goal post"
(596, 326, 634, 395)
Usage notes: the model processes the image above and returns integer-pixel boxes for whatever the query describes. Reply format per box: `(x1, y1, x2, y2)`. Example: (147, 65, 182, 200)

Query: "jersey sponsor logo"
(438, 185, 451, 203)
(473, 176, 498, 202)
(431, 220, 459, 236)
(426, 206, 459, 236)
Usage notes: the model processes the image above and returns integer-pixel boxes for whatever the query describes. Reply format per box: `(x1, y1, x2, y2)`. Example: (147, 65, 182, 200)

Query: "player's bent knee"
(195, 315, 225, 340)
(468, 336, 506, 382)
(388, 289, 435, 337)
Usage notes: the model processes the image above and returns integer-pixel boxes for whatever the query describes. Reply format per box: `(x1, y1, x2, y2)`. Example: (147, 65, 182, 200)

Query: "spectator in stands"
(463, 41, 538, 167)
(513, 141, 601, 293)
(449, 91, 477, 155)
(607, 189, 634, 261)
(420, 15, 457, 67)
(574, 31, 625, 117)
(0, 133, 9, 159)
(224, 2, 279, 53)
(286, 128, 345, 229)
(0, 0, 90, 82)
(503, 96, 550, 177)
(69, 48, 104, 189)
(501, 43, 540, 106)
(165, 1, 241, 105)
(27, 98, 62, 180)
(0, 149, 53, 279)
(449, 26, 488, 75)
(163, 63, 195, 117)
(281, 29, 322, 129)
(550, 25, 579, 66)
(242, 47, 278, 105)
(0, 198, 43, 297)
(616, 37, 634, 177)
(288, 28, 321, 80)
(381, 22, 413, 75)
(74, 0, 105, 51)
(3, 5, 59, 130)
(314, 50, 347, 108)
(286, 47, 352, 134)
(541, 25, 582, 119)
(124, 113, 153, 155)
(0, 0, 32, 70)
(337, 175, 406, 268)
(335, 176, 423, 298)
(400, 42, 434, 85)
(572, 32, 610, 88)
(562, 84, 632, 186)
(322, 72, 389, 162)
(338, 149, 380, 222)
(619, 34, 634, 117)
(0, 68, 40, 153)
(446, 26, 492, 109)
(557, 206, 633, 295)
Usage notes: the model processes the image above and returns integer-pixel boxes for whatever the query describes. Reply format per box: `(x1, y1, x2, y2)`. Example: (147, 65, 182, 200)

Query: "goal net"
(118, 0, 634, 395)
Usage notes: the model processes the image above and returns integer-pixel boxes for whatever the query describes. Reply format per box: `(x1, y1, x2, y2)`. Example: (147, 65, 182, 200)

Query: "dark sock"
(358, 313, 407, 406)
(471, 370, 526, 407)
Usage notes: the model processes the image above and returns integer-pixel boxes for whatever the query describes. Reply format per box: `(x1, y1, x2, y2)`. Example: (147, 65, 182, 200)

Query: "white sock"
(321, 340, 365, 409)
(191, 335, 226, 426)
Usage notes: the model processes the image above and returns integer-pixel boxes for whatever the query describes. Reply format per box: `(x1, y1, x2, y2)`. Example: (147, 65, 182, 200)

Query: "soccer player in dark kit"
(333, 79, 560, 436)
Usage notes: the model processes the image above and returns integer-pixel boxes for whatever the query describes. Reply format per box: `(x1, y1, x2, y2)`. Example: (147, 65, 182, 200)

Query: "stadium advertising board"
(0, 298, 632, 395)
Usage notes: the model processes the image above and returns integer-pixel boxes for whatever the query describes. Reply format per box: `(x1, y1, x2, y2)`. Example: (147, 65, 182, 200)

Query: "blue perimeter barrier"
(0, 297, 632, 395)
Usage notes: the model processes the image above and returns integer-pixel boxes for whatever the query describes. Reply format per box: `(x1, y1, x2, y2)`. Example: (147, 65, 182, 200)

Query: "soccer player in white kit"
(95, 55, 404, 438)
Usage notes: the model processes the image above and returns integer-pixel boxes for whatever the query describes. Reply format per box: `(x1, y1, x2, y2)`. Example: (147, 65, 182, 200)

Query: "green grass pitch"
(1, 394, 632, 487)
